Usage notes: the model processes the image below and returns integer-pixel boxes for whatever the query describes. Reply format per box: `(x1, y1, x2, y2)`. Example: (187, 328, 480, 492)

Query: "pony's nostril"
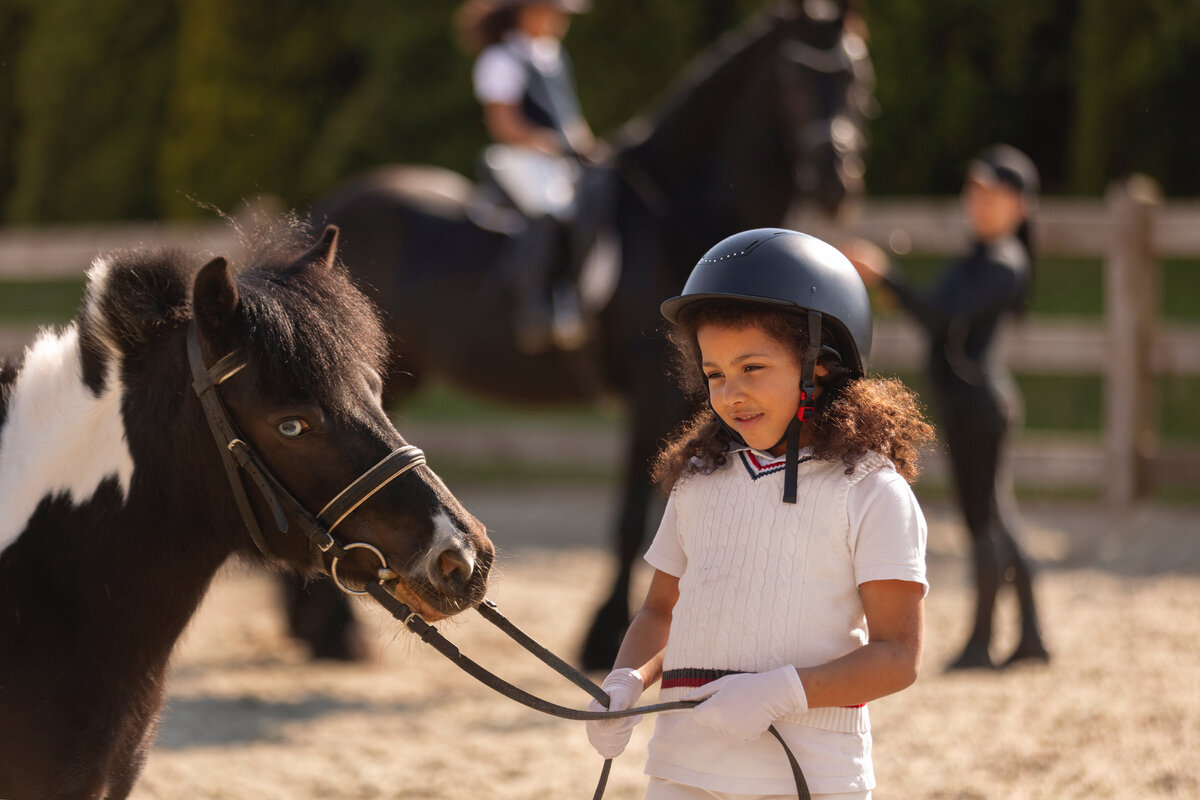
(437, 548, 473, 588)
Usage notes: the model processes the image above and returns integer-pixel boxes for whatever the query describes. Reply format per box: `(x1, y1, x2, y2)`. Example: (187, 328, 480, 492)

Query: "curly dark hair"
(650, 301, 934, 491)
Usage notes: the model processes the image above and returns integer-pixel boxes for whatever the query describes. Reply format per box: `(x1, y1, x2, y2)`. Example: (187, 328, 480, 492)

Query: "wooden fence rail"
(1, 178, 1197, 505)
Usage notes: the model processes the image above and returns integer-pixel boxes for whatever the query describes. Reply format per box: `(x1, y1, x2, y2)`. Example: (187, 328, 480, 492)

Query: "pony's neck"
(0, 323, 239, 670)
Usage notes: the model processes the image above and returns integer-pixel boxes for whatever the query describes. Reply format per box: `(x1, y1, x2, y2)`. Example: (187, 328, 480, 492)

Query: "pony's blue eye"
(277, 418, 310, 438)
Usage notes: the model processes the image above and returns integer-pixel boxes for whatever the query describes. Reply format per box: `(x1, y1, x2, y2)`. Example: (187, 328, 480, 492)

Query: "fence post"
(1104, 175, 1161, 507)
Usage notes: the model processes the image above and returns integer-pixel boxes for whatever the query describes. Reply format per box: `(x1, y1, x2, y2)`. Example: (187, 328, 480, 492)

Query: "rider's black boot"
(508, 215, 560, 354)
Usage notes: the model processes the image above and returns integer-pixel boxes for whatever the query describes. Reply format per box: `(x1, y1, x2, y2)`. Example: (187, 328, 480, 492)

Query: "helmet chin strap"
(709, 310, 823, 504)
(780, 309, 822, 504)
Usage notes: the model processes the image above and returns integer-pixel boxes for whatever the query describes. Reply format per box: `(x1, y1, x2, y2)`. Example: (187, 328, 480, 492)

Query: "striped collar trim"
(736, 448, 814, 480)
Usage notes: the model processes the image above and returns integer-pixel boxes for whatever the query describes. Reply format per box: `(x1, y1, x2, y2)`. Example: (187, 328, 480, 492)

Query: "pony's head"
(106, 224, 494, 620)
(184, 225, 493, 619)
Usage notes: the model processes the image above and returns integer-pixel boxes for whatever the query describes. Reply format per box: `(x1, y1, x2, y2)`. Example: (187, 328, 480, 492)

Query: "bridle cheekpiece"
(186, 322, 426, 594)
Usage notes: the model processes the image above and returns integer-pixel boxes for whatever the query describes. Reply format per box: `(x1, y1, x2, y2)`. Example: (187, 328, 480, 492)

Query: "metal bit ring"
(330, 541, 390, 596)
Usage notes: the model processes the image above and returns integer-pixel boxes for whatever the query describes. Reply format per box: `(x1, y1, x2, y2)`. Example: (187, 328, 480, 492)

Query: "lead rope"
(363, 584, 811, 799)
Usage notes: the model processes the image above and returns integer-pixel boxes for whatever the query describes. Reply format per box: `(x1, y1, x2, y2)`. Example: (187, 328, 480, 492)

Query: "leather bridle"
(187, 321, 810, 799)
(187, 322, 426, 590)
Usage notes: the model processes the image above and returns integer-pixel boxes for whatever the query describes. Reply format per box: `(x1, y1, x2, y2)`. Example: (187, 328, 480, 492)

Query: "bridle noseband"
(186, 321, 809, 799)
(186, 322, 426, 592)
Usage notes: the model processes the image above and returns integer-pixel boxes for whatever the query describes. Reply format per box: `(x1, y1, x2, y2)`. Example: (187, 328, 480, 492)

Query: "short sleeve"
(473, 45, 526, 105)
(847, 468, 928, 593)
(644, 490, 686, 577)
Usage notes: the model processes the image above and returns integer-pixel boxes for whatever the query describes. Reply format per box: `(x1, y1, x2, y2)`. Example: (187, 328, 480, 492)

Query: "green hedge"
(3, 1, 1200, 222)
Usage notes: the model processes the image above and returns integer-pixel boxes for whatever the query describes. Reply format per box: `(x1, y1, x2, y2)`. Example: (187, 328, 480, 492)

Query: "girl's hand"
(685, 665, 808, 742)
(840, 238, 890, 288)
(585, 668, 645, 758)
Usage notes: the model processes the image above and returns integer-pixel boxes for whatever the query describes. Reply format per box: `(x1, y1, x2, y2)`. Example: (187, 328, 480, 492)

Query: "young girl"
(586, 228, 933, 799)
(842, 144, 1049, 670)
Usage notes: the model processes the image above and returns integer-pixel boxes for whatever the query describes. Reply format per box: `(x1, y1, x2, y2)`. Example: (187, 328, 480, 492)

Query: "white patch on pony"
(0, 266, 135, 553)
(427, 508, 475, 578)
(81, 255, 121, 353)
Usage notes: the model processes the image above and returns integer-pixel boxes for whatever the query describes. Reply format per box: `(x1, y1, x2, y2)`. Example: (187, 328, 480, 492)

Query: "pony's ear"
(192, 256, 240, 350)
(297, 225, 339, 274)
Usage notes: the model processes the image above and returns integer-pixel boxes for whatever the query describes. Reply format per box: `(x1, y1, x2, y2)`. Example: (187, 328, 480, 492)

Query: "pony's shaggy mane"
(236, 226, 389, 405)
(77, 222, 389, 407)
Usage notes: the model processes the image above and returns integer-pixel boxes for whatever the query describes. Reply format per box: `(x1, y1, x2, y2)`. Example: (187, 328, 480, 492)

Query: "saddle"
(473, 145, 620, 353)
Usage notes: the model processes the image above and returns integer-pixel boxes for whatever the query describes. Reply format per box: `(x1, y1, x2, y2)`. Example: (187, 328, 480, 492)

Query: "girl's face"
(517, 4, 570, 39)
(962, 177, 1026, 242)
(698, 322, 805, 456)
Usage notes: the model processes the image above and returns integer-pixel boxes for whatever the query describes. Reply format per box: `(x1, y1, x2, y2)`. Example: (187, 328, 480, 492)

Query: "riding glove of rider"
(685, 665, 808, 742)
(585, 668, 644, 758)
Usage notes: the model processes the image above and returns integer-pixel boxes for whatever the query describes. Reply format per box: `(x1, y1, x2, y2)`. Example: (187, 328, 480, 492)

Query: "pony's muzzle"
(419, 509, 492, 606)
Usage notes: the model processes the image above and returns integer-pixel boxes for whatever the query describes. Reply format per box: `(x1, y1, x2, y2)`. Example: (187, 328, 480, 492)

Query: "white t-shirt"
(473, 32, 565, 106)
(642, 446, 927, 795)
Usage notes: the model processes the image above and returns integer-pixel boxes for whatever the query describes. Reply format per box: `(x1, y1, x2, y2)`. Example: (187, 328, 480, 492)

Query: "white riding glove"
(684, 666, 808, 742)
(585, 668, 645, 758)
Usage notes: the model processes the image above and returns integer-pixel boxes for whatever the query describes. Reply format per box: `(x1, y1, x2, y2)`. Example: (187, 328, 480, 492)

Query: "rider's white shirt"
(473, 32, 565, 106)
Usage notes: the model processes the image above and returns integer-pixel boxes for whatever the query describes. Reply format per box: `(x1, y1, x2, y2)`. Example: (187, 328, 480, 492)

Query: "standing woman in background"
(843, 145, 1050, 670)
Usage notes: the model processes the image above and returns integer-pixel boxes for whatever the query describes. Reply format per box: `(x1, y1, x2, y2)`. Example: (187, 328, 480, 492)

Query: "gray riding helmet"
(660, 228, 872, 376)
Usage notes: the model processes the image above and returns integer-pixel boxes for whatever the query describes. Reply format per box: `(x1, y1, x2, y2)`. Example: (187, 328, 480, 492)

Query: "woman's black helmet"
(968, 144, 1039, 207)
(660, 228, 872, 376)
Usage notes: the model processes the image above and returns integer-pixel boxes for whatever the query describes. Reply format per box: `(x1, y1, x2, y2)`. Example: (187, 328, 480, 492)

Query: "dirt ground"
(129, 482, 1200, 800)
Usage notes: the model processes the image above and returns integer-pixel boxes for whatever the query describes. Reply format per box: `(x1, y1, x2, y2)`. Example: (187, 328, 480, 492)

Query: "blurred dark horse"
(310, 0, 873, 668)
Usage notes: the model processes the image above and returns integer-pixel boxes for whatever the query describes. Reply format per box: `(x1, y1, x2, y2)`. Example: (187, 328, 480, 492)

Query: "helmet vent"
(696, 230, 791, 263)
(699, 247, 752, 263)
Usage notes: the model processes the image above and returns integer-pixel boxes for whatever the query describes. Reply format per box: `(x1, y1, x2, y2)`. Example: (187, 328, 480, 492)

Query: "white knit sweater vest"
(658, 450, 889, 734)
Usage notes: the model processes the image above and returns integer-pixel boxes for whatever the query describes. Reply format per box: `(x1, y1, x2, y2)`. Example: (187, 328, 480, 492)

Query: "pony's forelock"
(233, 227, 390, 407)
(71, 221, 389, 411)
